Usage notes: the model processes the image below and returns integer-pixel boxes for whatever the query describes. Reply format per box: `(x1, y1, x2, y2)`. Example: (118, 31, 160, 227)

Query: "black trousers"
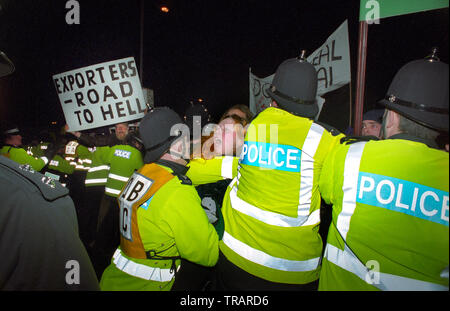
(215, 251, 318, 291)
(91, 194, 120, 279)
(171, 259, 216, 291)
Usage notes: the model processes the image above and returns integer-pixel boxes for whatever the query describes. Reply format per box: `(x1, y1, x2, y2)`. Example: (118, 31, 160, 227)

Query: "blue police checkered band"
(357, 172, 449, 227)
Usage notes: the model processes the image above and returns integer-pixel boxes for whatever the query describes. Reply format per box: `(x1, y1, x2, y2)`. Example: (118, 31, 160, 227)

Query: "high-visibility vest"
(100, 163, 219, 291)
(318, 139, 449, 291)
(103, 145, 144, 197)
(85, 146, 110, 187)
(187, 156, 238, 185)
(44, 154, 74, 187)
(218, 107, 343, 285)
(64, 141, 93, 171)
(1, 145, 48, 171)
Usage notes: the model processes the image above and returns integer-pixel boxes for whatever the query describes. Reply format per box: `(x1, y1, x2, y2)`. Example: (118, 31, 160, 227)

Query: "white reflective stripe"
(109, 173, 130, 182)
(75, 164, 85, 169)
(40, 156, 49, 165)
(85, 178, 108, 184)
(229, 181, 316, 227)
(112, 249, 175, 282)
(221, 156, 234, 179)
(324, 243, 449, 291)
(83, 159, 92, 164)
(223, 231, 320, 272)
(337, 142, 367, 240)
(298, 123, 324, 217)
(88, 165, 110, 172)
(301, 209, 321, 226)
(105, 187, 121, 195)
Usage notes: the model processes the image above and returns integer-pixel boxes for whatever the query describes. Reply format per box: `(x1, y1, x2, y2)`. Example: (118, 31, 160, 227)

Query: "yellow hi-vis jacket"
(100, 162, 219, 291)
(318, 137, 449, 291)
(188, 107, 344, 284)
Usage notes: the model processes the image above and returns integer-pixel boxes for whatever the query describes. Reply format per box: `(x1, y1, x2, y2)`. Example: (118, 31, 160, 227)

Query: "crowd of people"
(0, 47, 448, 291)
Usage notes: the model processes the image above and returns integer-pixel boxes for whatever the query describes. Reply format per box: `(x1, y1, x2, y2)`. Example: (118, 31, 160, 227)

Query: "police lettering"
(241, 141, 301, 172)
(114, 149, 131, 159)
(357, 172, 449, 225)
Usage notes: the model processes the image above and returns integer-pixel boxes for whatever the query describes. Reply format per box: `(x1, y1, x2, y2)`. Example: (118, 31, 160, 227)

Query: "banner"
(53, 57, 146, 132)
(360, 0, 449, 22)
(307, 19, 351, 96)
(249, 70, 274, 115)
(249, 20, 350, 117)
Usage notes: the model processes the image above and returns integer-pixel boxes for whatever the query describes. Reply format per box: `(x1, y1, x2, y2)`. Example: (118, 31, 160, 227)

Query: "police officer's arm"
(14, 148, 49, 171)
(166, 187, 219, 267)
(319, 144, 347, 206)
(186, 156, 239, 186)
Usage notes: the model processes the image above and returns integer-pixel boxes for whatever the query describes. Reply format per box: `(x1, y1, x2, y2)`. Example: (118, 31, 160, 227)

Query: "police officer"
(318, 52, 449, 290)
(92, 131, 144, 278)
(100, 107, 219, 291)
(1, 124, 58, 172)
(192, 52, 344, 290)
(0, 50, 99, 290)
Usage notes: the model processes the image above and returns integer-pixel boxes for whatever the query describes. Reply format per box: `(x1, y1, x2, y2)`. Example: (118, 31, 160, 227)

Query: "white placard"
(53, 57, 146, 132)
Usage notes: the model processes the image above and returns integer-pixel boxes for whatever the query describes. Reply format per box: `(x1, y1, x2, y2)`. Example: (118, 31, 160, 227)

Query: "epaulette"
(0, 157, 69, 202)
(174, 173, 193, 186)
(315, 121, 342, 137)
(340, 135, 380, 145)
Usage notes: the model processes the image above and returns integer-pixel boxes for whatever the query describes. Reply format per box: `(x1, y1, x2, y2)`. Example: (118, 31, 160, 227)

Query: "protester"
(219, 104, 254, 124)
(318, 54, 449, 290)
(65, 122, 130, 147)
(100, 107, 219, 291)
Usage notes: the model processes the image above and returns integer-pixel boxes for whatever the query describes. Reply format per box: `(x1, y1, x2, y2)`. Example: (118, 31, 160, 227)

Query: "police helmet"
(267, 51, 318, 118)
(139, 107, 184, 163)
(378, 50, 449, 132)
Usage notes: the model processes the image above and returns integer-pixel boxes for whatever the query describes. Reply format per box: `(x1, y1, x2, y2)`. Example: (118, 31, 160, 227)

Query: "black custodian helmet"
(267, 51, 318, 118)
(378, 50, 449, 132)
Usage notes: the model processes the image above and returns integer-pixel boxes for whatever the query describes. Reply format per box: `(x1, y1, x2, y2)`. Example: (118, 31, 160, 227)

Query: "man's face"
(362, 120, 382, 138)
(6, 134, 22, 147)
(115, 123, 129, 140)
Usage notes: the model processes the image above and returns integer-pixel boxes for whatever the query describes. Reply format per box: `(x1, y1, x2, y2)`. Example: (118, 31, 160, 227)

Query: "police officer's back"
(0, 50, 99, 290)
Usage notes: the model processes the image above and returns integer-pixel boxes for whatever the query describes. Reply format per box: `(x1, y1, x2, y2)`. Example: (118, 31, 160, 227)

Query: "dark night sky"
(0, 0, 448, 136)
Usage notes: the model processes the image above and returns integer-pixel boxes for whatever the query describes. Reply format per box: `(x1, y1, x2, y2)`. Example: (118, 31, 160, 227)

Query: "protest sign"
(249, 20, 350, 117)
(307, 20, 351, 96)
(53, 57, 146, 131)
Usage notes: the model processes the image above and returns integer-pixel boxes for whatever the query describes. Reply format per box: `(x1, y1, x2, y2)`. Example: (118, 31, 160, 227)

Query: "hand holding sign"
(53, 57, 146, 132)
